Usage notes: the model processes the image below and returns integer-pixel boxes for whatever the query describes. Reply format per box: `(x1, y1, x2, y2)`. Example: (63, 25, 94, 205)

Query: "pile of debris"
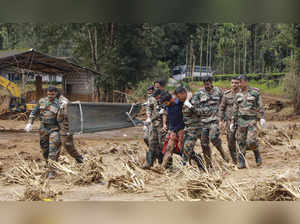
(251, 181, 300, 201)
(17, 182, 61, 201)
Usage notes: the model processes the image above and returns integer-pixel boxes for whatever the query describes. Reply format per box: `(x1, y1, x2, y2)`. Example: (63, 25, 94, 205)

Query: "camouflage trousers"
(225, 120, 237, 164)
(145, 126, 165, 167)
(182, 127, 205, 171)
(200, 121, 228, 168)
(183, 127, 201, 161)
(59, 134, 82, 160)
(143, 126, 149, 147)
(236, 119, 259, 154)
(40, 128, 61, 161)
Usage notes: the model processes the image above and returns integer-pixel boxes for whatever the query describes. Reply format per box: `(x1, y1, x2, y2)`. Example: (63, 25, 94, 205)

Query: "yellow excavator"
(0, 76, 36, 112)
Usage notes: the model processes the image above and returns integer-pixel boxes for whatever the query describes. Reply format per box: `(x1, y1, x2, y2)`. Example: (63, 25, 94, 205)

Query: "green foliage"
(0, 22, 298, 99)
(134, 79, 154, 98)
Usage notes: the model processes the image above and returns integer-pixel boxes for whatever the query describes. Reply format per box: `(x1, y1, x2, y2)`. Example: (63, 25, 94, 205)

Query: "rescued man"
(56, 92, 84, 164)
(192, 76, 229, 169)
(231, 75, 266, 169)
(160, 91, 185, 169)
(24, 86, 61, 179)
(174, 86, 205, 171)
(219, 77, 240, 164)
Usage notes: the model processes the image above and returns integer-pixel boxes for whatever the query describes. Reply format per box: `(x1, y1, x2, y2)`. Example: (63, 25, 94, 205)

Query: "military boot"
(229, 148, 237, 165)
(142, 150, 154, 169)
(165, 157, 173, 169)
(75, 155, 84, 164)
(215, 142, 230, 163)
(193, 153, 205, 172)
(202, 146, 213, 170)
(253, 150, 262, 167)
(238, 152, 246, 169)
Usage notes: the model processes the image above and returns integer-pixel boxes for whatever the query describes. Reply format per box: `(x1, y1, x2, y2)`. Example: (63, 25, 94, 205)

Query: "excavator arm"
(0, 76, 22, 98)
(0, 75, 28, 112)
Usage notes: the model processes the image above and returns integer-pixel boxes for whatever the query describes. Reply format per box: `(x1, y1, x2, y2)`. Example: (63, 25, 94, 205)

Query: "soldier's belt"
(41, 124, 59, 129)
(239, 115, 257, 120)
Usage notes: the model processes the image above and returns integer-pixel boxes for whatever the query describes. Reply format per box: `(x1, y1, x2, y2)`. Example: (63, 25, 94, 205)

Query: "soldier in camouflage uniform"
(192, 76, 229, 169)
(143, 85, 155, 147)
(219, 77, 240, 164)
(57, 93, 84, 163)
(231, 75, 266, 169)
(174, 87, 205, 171)
(143, 89, 165, 169)
(24, 86, 61, 179)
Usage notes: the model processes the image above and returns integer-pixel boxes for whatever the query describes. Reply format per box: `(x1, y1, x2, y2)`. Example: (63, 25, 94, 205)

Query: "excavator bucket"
(67, 102, 142, 134)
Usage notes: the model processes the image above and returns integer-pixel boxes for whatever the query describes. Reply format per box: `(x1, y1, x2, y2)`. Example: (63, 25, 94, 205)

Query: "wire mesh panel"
(67, 102, 142, 134)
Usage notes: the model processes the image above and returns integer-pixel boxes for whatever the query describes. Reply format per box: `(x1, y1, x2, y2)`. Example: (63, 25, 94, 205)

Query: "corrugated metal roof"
(0, 49, 101, 76)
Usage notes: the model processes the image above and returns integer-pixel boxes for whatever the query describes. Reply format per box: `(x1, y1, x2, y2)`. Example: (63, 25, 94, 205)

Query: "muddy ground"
(0, 95, 299, 201)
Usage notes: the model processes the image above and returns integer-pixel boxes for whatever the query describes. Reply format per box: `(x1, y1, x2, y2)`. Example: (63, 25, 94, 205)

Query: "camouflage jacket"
(29, 97, 60, 129)
(145, 96, 163, 127)
(232, 87, 265, 122)
(192, 86, 223, 123)
(182, 101, 201, 130)
(219, 89, 237, 122)
(57, 95, 70, 135)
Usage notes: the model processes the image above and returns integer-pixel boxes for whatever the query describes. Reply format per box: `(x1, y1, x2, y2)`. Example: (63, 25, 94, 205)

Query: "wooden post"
(35, 75, 42, 102)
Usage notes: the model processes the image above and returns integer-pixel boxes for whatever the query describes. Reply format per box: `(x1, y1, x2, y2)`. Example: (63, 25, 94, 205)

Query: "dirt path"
(0, 119, 299, 201)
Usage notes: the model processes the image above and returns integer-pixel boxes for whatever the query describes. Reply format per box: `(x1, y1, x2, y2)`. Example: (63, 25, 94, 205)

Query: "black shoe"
(229, 148, 237, 165)
(253, 150, 262, 167)
(238, 153, 246, 169)
(165, 157, 173, 169)
(75, 156, 84, 164)
(193, 153, 205, 171)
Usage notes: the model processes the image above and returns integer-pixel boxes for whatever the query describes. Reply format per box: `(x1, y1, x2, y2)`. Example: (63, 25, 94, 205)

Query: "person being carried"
(160, 91, 185, 169)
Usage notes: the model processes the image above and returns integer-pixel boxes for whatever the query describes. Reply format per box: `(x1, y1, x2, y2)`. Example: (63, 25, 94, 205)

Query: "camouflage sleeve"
(219, 95, 226, 121)
(28, 101, 40, 124)
(145, 97, 153, 117)
(219, 87, 223, 105)
(191, 92, 205, 116)
(232, 94, 239, 123)
(150, 103, 161, 122)
(257, 93, 265, 119)
(57, 103, 66, 123)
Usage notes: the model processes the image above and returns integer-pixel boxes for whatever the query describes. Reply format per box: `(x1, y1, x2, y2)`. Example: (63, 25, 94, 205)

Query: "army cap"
(147, 85, 154, 91)
(238, 75, 248, 81)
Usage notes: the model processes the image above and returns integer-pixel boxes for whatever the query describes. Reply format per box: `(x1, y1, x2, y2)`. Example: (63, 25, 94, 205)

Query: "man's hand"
(187, 92, 193, 101)
(24, 123, 32, 132)
(163, 124, 168, 132)
(184, 100, 193, 109)
(144, 118, 151, 126)
(219, 121, 224, 130)
(159, 108, 165, 115)
(230, 123, 235, 132)
(260, 118, 266, 128)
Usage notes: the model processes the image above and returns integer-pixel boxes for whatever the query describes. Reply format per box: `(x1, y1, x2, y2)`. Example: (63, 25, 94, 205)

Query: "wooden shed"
(0, 49, 101, 102)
